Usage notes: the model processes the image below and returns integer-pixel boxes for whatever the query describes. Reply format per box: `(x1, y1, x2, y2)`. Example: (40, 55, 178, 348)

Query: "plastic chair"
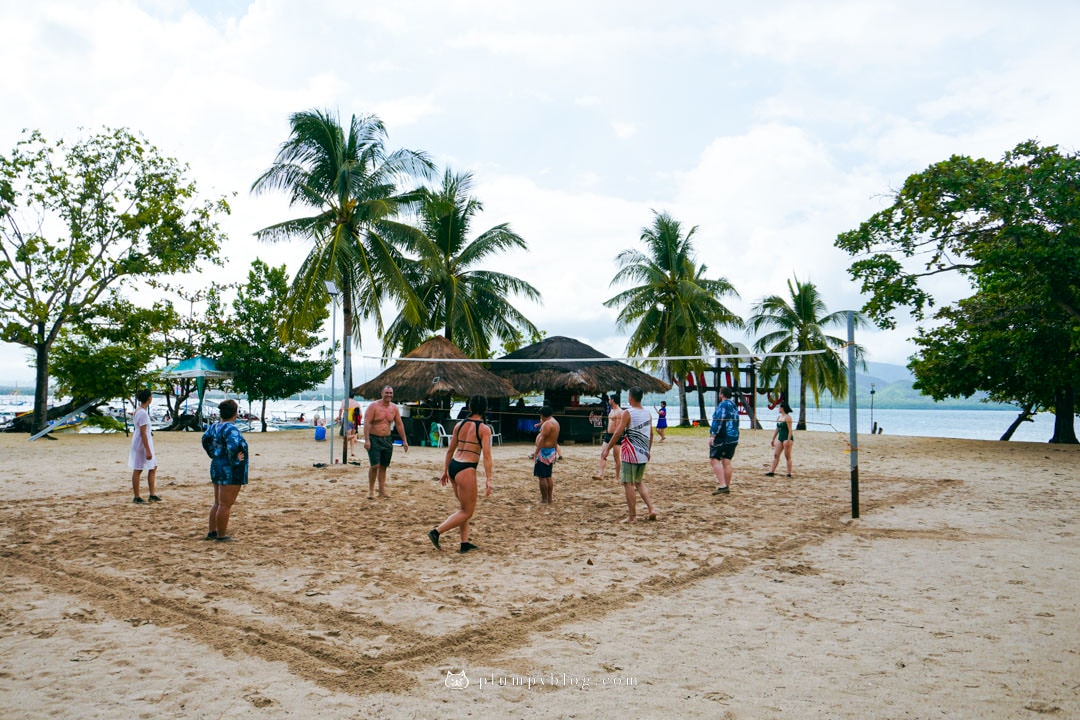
(435, 422, 453, 448)
(487, 423, 502, 446)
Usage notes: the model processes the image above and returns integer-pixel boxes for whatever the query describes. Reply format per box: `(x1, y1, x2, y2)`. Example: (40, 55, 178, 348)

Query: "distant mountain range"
(850, 362, 1015, 410)
(863, 361, 915, 385)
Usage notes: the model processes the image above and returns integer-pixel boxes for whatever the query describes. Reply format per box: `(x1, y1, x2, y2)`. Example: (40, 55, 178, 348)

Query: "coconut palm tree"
(604, 211, 742, 427)
(382, 168, 541, 358)
(748, 277, 868, 430)
(251, 108, 433, 462)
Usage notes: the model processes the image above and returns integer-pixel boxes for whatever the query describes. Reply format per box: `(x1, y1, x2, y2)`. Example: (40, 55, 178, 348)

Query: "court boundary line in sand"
(0, 479, 959, 697)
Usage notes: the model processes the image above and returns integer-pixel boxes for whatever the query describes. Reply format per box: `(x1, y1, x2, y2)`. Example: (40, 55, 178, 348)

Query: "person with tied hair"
(202, 398, 248, 542)
(428, 394, 494, 554)
(765, 401, 795, 478)
(128, 388, 160, 503)
(655, 400, 668, 441)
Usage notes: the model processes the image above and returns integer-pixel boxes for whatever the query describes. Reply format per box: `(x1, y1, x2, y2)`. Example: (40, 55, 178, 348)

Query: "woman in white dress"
(129, 389, 159, 503)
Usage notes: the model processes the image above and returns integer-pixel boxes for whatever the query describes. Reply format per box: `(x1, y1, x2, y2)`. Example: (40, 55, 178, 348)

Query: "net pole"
(846, 311, 860, 519)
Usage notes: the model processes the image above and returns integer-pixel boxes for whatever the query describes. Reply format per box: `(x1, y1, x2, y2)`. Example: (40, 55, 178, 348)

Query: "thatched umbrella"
(352, 336, 519, 402)
(489, 336, 670, 396)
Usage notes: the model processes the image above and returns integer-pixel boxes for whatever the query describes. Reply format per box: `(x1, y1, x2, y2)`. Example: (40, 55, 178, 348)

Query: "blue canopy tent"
(163, 356, 233, 420)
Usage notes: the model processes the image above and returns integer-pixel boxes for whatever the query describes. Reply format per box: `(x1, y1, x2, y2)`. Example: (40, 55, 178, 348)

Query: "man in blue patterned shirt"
(709, 387, 739, 495)
(202, 399, 248, 541)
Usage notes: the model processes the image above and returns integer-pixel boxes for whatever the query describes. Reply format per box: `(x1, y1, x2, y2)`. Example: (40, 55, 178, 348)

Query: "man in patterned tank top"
(601, 386, 657, 523)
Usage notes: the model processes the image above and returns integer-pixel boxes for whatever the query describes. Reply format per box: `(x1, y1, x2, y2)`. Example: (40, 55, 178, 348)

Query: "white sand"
(0, 427, 1076, 718)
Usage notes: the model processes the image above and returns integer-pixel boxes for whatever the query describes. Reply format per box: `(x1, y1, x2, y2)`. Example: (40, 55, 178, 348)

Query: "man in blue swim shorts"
(531, 406, 560, 504)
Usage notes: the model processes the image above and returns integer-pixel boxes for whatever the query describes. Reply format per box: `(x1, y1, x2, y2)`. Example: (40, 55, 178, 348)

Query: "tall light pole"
(324, 280, 339, 465)
(870, 383, 876, 434)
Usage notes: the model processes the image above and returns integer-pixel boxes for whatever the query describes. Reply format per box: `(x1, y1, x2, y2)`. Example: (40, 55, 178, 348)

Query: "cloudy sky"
(2, 0, 1077, 386)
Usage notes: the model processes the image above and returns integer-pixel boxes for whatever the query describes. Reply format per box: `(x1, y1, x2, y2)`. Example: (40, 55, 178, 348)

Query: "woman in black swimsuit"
(428, 394, 493, 553)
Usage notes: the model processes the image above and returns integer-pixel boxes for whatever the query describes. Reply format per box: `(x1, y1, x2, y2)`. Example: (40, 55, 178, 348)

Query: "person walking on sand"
(339, 397, 360, 458)
(428, 394, 493, 554)
(530, 406, 560, 503)
(656, 400, 668, 441)
(363, 386, 408, 499)
(202, 399, 248, 542)
(602, 387, 656, 522)
(594, 395, 623, 480)
(710, 386, 740, 495)
(128, 389, 160, 503)
(765, 401, 795, 477)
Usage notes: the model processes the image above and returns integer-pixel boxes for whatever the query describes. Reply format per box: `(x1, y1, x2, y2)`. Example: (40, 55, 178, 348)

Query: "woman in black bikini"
(428, 394, 493, 553)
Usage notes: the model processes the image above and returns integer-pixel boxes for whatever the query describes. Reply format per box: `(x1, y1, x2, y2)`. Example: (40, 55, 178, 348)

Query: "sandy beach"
(0, 425, 1077, 719)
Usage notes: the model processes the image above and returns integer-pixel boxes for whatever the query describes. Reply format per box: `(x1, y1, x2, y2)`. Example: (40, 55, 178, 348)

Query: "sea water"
(664, 405, 1060, 443)
(1, 395, 1065, 443)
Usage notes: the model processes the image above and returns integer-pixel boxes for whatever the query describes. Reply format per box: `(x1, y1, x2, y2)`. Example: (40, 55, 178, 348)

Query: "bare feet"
(620, 516, 637, 523)
(647, 513, 657, 521)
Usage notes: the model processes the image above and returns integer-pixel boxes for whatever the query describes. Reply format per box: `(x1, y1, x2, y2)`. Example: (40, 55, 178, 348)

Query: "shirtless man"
(362, 386, 408, 498)
(594, 394, 622, 480)
(530, 406, 560, 503)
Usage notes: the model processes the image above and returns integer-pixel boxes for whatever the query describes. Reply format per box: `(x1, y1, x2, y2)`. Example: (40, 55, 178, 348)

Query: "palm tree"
(382, 168, 541, 359)
(251, 109, 433, 462)
(748, 277, 867, 430)
(604, 211, 742, 427)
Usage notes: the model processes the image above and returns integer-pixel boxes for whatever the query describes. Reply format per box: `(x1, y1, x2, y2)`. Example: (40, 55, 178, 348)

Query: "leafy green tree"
(748, 277, 867, 430)
(383, 168, 541, 357)
(251, 109, 432, 459)
(605, 211, 741, 427)
(0, 128, 227, 433)
(836, 140, 1079, 443)
(213, 260, 332, 431)
(909, 284, 1076, 441)
(48, 290, 235, 432)
(50, 300, 170, 418)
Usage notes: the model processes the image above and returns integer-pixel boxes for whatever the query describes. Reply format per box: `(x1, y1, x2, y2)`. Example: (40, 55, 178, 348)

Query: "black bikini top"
(454, 418, 485, 455)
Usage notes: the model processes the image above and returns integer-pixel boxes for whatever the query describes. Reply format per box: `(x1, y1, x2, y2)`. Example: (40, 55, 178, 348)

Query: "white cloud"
(373, 95, 443, 128)
(611, 121, 637, 140)
(2, 0, 1080, 383)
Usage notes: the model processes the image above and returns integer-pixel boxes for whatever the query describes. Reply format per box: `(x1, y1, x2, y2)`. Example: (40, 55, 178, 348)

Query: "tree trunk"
(696, 382, 708, 425)
(998, 404, 1034, 441)
(797, 372, 808, 431)
(1049, 385, 1078, 444)
(260, 397, 268, 432)
(32, 341, 50, 434)
(677, 378, 691, 427)
(342, 278, 354, 464)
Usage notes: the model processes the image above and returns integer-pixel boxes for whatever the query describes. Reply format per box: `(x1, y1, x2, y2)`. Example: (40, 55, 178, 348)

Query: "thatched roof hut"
(352, 336, 519, 402)
(489, 336, 670, 397)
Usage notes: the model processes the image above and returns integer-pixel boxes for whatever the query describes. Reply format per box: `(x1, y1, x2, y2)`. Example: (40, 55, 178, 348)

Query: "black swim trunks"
(709, 441, 737, 461)
(367, 435, 394, 466)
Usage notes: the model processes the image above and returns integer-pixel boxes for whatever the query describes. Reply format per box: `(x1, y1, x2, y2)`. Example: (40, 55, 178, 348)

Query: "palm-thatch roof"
(352, 336, 519, 402)
(488, 336, 670, 394)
